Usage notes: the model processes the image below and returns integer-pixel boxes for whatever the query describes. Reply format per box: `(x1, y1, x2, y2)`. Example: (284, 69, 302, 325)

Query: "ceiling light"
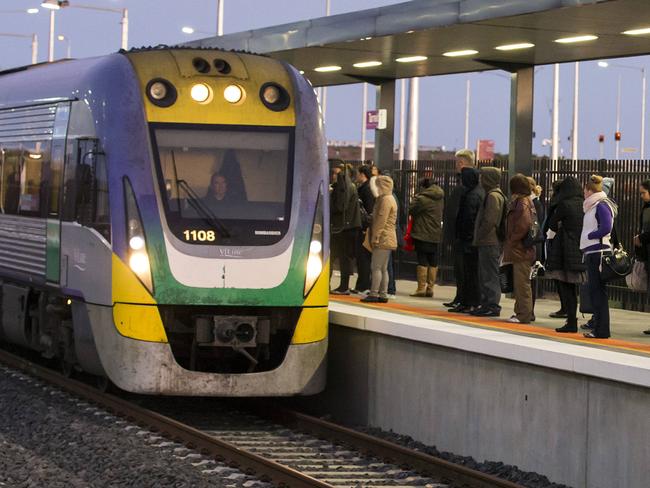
(554, 35, 598, 43)
(181, 26, 195, 34)
(314, 65, 341, 72)
(443, 49, 478, 57)
(27, 8, 39, 14)
(623, 27, 650, 36)
(353, 61, 382, 68)
(396, 55, 427, 63)
(598, 61, 609, 68)
(495, 43, 534, 51)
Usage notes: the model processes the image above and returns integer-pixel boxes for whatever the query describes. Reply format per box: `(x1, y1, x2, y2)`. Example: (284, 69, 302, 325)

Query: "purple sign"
(366, 110, 379, 130)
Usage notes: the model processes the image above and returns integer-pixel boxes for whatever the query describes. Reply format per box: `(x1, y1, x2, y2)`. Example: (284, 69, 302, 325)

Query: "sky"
(1, 0, 649, 159)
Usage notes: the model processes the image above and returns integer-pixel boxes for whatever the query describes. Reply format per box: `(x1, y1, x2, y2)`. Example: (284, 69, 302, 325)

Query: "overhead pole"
(405, 77, 419, 160)
(361, 83, 368, 161)
(572, 62, 579, 160)
(464, 78, 471, 149)
(399, 79, 406, 160)
(48, 10, 55, 62)
(217, 0, 224, 36)
(551, 63, 560, 160)
(31, 34, 38, 64)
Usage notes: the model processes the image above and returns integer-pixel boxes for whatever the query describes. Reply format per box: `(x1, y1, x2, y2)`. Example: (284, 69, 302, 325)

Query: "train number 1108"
(183, 229, 216, 242)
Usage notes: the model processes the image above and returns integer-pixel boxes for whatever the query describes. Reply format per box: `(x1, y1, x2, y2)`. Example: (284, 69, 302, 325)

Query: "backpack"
(486, 189, 508, 242)
(523, 205, 542, 248)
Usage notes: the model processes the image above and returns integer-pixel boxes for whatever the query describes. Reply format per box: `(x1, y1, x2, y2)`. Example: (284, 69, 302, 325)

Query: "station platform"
(323, 277, 650, 487)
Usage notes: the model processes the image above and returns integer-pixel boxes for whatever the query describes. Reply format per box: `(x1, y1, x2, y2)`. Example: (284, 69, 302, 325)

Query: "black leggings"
(556, 281, 578, 321)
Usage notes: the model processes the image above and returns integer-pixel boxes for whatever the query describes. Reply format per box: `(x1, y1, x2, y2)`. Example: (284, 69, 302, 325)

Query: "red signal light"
(598, 134, 605, 143)
(615, 131, 621, 141)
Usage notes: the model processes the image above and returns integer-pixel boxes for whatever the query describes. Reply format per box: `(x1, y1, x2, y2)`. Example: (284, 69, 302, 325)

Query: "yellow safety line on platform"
(331, 295, 650, 356)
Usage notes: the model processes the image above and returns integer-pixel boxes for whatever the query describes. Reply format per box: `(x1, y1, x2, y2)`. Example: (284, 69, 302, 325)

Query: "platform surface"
(329, 277, 650, 388)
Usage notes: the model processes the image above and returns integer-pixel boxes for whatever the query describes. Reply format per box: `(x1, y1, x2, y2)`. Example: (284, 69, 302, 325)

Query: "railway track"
(0, 348, 523, 488)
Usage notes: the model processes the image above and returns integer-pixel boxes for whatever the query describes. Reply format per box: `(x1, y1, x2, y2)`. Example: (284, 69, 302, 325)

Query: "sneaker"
(378, 296, 389, 303)
(387, 294, 396, 299)
(350, 289, 361, 294)
(448, 305, 472, 313)
(361, 295, 380, 303)
(472, 307, 501, 317)
(443, 300, 459, 308)
(644, 329, 650, 335)
(331, 288, 351, 295)
(584, 332, 609, 339)
(505, 315, 521, 323)
(580, 319, 595, 331)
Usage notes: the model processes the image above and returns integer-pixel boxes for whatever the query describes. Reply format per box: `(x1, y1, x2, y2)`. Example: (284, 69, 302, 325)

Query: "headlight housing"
(304, 189, 324, 297)
(124, 179, 153, 292)
(259, 82, 290, 111)
(145, 78, 177, 107)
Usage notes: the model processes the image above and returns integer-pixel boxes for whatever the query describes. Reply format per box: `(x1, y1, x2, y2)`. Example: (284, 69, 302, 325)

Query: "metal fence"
(342, 158, 650, 312)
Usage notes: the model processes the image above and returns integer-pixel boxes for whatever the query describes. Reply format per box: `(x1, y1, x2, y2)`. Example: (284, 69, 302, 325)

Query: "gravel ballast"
(0, 366, 267, 488)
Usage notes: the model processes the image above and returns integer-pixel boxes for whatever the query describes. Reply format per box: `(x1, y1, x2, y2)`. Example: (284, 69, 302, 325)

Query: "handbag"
(499, 264, 513, 293)
(600, 247, 633, 283)
(626, 259, 648, 292)
(403, 216, 414, 252)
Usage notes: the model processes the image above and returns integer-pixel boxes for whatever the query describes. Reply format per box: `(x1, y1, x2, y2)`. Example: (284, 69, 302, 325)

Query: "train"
(0, 46, 329, 396)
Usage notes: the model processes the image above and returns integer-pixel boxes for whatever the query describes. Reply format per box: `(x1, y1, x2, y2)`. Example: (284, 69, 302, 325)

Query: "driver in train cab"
(203, 172, 232, 211)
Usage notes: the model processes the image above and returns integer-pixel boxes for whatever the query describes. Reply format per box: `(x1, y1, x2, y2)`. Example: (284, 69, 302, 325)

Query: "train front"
(101, 49, 329, 396)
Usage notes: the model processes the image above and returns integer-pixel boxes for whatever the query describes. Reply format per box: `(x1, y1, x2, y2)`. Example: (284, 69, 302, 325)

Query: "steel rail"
(254, 403, 525, 488)
(0, 349, 332, 488)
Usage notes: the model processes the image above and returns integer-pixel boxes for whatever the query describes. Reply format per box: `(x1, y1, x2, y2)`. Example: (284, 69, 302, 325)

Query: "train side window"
(63, 138, 110, 241)
(0, 141, 50, 217)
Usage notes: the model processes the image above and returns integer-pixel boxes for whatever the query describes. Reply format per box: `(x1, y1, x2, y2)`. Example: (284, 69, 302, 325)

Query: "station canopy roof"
(185, 0, 650, 87)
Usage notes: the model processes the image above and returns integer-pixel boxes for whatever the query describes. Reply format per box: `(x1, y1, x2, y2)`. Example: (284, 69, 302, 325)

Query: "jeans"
(452, 244, 464, 303)
(459, 248, 480, 307)
(556, 281, 578, 322)
(585, 252, 610, 337)
(370, 249, 392, 297)
(477, 245, 501, 310)
(387, 252, 396, 295)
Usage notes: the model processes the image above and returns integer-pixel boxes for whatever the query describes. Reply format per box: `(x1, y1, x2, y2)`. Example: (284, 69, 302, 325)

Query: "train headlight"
(304, 190, 324, 297)
(145, 78, 177, 107)
(224, 84, 244, 104)
(260, 82, 290, 111)
(190, 83, 212, 104)
(124, 179, 153, 292)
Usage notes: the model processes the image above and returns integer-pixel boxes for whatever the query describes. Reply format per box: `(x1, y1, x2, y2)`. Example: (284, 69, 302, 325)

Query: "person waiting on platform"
(353, 165, 375, 294)
(544, 180, 568, 319)
(580, 175, 617, 339)
(448, 166, 484, 313)
(527, 177, 545, 322)
(361, 175, 397, 303)
(442, 149, 475, 309)
(544, 176, 585, 333)
(408, 178, 444, 298)
(470, 167, 506, 317)
(634, 179, 650, 335)
(330, 162, 362, 295)
(503, 174, 536, 324)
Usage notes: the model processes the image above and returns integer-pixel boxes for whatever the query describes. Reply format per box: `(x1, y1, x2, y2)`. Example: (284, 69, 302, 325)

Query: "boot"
(410, 266, 428, 297)
(555, 317, 578, 333)
(425, 267, 437, 297)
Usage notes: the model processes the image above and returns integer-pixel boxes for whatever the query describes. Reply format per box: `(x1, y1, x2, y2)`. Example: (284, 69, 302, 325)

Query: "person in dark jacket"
(408, 178, 444, 297)
(634, 179, 650, 335)
(527, 177, 545, 322)
(330, 163, 361, 295)
(442, 149, 475, 308)
(471, 167, 506, 316)
(449, 166, 484, 312)
(544, 176, 586, 333)
(353, 165, 375, 293)
(543, 180, 568, 319)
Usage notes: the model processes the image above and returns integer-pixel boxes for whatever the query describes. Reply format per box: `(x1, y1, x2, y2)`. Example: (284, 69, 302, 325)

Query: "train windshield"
(151, 125, 293, 246)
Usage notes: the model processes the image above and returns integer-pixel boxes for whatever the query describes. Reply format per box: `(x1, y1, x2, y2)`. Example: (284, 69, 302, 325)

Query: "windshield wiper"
(177, 179, 231, 238)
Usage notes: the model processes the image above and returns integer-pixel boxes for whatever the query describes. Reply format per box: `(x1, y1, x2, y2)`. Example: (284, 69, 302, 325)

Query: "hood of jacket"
(375, 175, 394, 196)
(461, 167, 479, 190)
(421, 183, 444, 201)
(558, 176, 583, 200)
(509, 173, 530, 196)
(480, 167, 501, 191)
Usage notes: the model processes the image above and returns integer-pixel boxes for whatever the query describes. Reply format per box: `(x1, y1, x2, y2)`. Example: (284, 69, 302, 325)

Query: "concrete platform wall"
(317, 325, 650, 488)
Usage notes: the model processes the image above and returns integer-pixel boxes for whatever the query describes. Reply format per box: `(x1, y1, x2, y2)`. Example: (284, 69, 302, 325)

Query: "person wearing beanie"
(353, 165, 375, 294)
(545, 176, 586, 333)
(408, 178, 444, 298)
(580, 175, 617, 339)
(471, 167, 506, 317)
(503, 174, 536, 323)
(441, 149, 475, 308)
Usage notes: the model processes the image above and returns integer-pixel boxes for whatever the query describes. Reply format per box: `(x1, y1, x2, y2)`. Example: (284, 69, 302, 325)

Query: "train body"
(0, 48, 329, 395)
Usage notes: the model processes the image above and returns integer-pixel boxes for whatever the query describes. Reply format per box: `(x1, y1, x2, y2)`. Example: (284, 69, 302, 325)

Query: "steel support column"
(374, 80, 395, 171)
(508, 67, 534, 176)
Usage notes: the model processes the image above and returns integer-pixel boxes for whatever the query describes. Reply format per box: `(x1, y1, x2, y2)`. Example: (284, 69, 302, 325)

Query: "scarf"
(583, 191, 608, 213)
